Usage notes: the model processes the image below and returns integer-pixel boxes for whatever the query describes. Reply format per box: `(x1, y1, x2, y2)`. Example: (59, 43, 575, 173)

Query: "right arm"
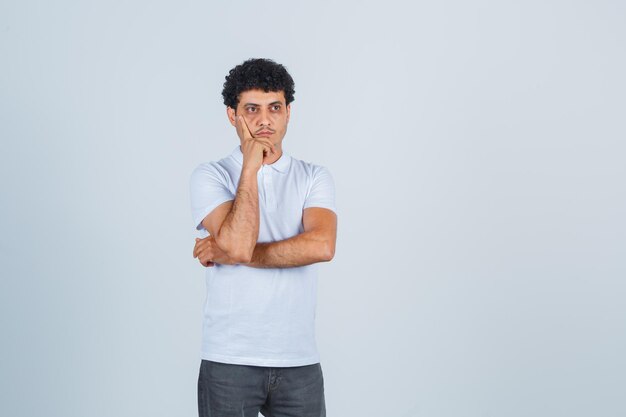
(204, 169, 258, 263)
(203, 115, 275, 263)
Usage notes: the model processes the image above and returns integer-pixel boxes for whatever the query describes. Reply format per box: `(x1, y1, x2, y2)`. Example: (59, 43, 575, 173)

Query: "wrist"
(241, 164, 260, 177)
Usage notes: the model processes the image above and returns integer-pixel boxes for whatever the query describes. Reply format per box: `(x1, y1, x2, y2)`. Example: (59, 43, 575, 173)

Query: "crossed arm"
(193, 196, 337, 269)
(193, 110, 336, 269)
(247, 207, 336, 268)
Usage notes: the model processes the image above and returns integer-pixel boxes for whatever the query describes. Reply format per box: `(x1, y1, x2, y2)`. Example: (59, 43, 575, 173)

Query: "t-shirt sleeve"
(189, 163, 235, 231)
(303, 165, 337, 214)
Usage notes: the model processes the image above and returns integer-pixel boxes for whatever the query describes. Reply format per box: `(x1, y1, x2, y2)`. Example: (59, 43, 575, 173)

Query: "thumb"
(195, 238, 200, 241)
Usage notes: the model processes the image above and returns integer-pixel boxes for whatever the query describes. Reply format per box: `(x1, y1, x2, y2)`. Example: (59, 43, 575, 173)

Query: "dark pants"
(198, 359, 326, 417)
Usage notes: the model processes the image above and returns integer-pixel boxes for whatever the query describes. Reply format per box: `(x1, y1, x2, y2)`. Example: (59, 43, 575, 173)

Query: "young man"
(190, 58, 337, 417)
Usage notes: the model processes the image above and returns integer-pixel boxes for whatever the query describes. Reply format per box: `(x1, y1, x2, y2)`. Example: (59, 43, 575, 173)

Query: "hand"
(193, 236, 236, 267)
(236, 115, 276, 172)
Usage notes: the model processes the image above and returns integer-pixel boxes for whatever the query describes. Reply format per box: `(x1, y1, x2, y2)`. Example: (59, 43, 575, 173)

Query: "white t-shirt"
(189, 145, 336, 367)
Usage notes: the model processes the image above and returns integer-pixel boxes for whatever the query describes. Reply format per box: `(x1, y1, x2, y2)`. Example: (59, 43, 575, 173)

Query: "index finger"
(236, 115, 254, 139)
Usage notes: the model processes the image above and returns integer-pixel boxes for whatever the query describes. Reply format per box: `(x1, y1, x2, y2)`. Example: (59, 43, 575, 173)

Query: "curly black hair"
(222, 58, 295, 110)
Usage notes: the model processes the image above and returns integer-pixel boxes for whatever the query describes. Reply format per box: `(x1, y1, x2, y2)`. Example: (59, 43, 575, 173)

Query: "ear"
(227, 107, 237, 127)
(286, 103, 291, 124)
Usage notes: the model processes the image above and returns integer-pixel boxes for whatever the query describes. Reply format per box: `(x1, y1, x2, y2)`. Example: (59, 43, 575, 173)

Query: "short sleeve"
(303, 165, 337, 214)
(189, 163, 235, 231)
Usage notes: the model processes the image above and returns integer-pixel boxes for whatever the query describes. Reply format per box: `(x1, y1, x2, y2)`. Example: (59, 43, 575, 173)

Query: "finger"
(201, 256, 215, 267)
(199, 249, 215, 265)
(253, 137, 273, 149)
(235, 115, 245, 139)
(255, 138, 276, 154)
(236, 115, 253, 140)
(261, 137, 276, 153)
(239, 115, 254, 139)
(193, 240, 203, 258)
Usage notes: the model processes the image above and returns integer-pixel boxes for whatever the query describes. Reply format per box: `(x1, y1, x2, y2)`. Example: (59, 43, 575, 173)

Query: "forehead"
(238, 89, 286, 105)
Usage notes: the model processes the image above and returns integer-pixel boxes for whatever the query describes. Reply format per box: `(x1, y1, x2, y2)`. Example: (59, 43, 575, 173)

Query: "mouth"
(256, 131, 274, 137)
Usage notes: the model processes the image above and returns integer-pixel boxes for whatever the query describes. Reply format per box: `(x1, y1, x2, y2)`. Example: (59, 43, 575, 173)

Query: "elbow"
(226, 245, 254, 264)
(231, 250, 253, 264)
(216, 237, 254, 264)
(320, 241, 335, 262)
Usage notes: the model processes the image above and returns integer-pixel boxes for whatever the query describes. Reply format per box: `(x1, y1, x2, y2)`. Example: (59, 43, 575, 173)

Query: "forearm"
(245, 231, 334, 268)
(215, 169, 259, 262)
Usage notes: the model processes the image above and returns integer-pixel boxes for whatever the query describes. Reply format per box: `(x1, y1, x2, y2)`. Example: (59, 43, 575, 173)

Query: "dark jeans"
(198, 359, 326, 417)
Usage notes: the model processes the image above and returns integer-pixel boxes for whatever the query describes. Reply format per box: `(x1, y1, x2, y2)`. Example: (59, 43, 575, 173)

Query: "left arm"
(247, 207, 337, 268)
(193, 207, 337, 268)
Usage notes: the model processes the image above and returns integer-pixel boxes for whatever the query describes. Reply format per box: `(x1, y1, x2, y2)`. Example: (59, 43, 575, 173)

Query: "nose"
(255, 108, 271, 127)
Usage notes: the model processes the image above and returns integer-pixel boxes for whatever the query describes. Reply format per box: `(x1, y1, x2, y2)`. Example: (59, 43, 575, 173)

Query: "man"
(190, 58, 337, 417)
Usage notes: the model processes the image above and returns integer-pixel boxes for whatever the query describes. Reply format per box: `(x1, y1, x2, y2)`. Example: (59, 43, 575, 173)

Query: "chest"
(227, 165, 311, 239)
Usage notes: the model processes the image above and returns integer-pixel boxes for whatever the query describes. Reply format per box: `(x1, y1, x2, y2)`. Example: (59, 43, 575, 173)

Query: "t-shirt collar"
(230, 145, 291, 173)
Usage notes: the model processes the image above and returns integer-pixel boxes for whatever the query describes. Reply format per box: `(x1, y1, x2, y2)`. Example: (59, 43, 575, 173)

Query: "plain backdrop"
(1, 1, 625, 416)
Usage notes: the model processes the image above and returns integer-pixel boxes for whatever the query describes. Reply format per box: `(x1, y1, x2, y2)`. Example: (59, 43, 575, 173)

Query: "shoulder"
(190, 160, 224, 176)
(288, 156, 334, 180)
(189, 157, 233, 187)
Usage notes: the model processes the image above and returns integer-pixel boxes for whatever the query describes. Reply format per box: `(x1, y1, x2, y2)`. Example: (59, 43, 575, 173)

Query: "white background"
(1, 1, 625, 416)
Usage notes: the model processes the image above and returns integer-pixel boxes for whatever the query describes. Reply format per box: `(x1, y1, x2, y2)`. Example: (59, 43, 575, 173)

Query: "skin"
(192, 88, 337, 268)
(228, 88, 290, 164)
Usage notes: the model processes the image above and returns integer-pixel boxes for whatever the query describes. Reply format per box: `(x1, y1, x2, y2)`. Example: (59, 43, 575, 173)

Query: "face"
(227, 89, 291, 149)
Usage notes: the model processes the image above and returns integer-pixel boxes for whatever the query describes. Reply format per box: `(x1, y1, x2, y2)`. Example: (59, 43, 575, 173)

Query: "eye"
(271, 105, 281, 111)
(246, 107, 257, 113)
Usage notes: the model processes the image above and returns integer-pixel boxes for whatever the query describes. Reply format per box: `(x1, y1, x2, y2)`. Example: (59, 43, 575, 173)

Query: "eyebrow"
(243, 101, 284, 107)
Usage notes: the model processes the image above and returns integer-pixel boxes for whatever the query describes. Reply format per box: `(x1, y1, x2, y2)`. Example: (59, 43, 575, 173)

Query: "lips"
(256, 131, 273, 136)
